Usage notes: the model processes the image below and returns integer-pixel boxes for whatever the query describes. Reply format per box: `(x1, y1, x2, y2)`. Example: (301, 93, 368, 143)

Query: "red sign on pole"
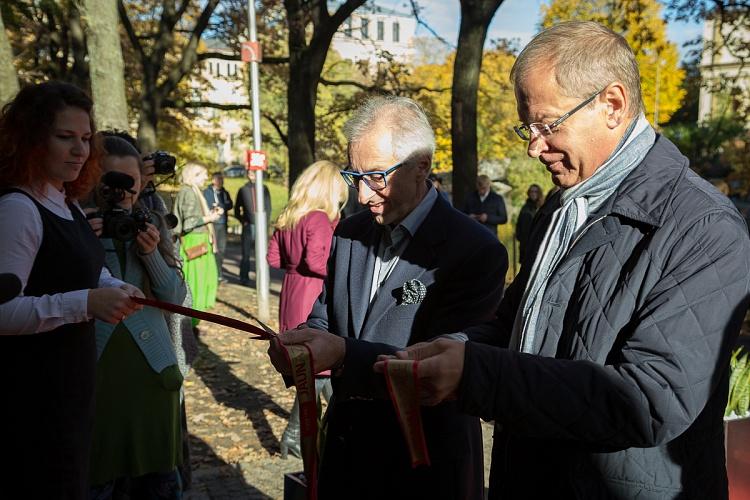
(241, 41, 263, 63)
(246, 150, 268, 171)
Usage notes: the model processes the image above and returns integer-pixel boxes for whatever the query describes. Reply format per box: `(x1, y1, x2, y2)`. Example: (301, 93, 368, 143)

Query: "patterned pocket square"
(401, 279, 427, 305)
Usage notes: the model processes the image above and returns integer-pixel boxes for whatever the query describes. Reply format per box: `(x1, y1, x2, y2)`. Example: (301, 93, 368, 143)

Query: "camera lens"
(112, 217, 137, 242)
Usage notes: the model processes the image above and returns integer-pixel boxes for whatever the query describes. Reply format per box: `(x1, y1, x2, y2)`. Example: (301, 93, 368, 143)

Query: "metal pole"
(247, 0, 270, 322)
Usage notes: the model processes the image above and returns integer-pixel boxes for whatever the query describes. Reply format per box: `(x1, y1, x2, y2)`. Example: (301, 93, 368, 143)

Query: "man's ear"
(414, 155, 431, 181)
(603, 82, 628, 129)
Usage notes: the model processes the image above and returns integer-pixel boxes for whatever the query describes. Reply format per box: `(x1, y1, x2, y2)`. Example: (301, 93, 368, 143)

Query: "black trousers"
(213, 223, 227, 277)
(239, 223, 255, 282)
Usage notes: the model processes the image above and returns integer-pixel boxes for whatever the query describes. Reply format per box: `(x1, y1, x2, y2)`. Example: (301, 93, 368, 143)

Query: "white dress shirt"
(0, 184, 124, 334)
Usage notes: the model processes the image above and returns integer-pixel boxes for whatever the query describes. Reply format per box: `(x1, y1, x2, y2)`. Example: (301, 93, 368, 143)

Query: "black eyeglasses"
(339, 161, 405, 191)
(513, 87, 605, 141)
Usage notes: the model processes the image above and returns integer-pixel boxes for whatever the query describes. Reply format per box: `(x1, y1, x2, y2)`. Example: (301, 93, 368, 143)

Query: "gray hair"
(511, 21, 643, 118)
(180, 162, 208, 185)
(343, 95, 435, 165)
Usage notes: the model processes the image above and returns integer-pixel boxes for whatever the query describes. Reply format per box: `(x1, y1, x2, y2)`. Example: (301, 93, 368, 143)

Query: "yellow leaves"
(408, 45, 520, 171)
(541, 0, 686, 124)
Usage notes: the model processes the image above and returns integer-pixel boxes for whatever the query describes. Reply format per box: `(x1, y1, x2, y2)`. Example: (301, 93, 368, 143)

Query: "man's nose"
(358, 180, 376, 205)
(527, 135, 547, 159)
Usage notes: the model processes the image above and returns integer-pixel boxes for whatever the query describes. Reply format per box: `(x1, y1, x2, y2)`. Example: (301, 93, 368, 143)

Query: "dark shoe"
(240, 279, 251, 287)
(280, 426, 301, 459)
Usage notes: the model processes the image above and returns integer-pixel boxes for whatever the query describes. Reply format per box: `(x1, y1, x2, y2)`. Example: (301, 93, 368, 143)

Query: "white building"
(332, 3, 417, 64)
(192, 3, 417, 164)
(193, 38, 247, 165)
(698, 14, 750, 123)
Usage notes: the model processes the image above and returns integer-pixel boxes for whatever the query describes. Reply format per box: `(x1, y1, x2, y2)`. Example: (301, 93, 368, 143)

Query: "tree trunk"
(137, 91, 159, 153)
(451, 0, 504, 208)
(68, 6, 90, 90)
(0, 8, 19, 104)
(286, 37, 329, 186)
(286, 65, 317, 187)
(81, 0, 129, 131)
(284, 0, 366, 188)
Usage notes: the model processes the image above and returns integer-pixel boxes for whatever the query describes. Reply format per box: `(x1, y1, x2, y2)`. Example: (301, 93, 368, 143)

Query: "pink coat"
(267, 210, 337, 333)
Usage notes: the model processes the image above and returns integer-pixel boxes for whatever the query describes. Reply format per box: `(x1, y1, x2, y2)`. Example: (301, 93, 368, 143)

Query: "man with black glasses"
(379, 21, 750, 499)
(268, 95, 507, 499)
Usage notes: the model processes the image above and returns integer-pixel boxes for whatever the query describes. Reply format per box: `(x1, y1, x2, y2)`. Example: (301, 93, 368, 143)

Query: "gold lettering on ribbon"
(384, 359, 431, 467)
(283, 343, 318, 500)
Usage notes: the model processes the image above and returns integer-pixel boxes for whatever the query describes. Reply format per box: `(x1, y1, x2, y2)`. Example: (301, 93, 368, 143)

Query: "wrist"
(332, 336, 346, 375)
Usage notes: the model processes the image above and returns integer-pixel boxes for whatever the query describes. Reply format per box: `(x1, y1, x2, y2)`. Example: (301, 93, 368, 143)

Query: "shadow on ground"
(187, 433, 273, 500)
(192, 336, 289, 456)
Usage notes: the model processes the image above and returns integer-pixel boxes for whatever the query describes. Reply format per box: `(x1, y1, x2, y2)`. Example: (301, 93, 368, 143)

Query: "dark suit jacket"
(461, 190, 507, 235)
(203, 186, 233, 225)
(234, 182, 271, 226)
(307, 194, 507, 499)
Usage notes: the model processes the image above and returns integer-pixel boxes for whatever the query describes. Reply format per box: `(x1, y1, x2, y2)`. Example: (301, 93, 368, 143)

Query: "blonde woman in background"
(172, 162, 222, 324)
(267, 160, 348, 459)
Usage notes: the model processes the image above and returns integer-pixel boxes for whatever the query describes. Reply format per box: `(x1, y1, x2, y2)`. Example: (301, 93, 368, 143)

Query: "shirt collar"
(388, 183, 438, 239)
(40, 182, 69, 209)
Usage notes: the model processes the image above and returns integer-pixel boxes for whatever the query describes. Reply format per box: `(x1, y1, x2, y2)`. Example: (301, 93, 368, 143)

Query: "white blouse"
(0, 184, 124, 334)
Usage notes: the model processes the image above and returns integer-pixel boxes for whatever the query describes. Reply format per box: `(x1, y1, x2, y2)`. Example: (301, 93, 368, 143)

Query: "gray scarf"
(511, 114, 656, 353)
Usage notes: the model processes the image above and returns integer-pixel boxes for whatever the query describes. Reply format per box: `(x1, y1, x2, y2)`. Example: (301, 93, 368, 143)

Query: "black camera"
(143, 151, 176, 175)
(90, 171, 153, 242)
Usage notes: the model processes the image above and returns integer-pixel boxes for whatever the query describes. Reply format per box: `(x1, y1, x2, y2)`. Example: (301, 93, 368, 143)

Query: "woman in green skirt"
(172, 162, 221, 322)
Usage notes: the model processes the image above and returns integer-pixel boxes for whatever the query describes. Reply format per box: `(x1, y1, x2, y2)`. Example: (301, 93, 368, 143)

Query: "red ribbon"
(131, 296, 276, 340)
(281, 343, 318, 500)
(383, 358, 431, 467)
(134, 296, 319, 496)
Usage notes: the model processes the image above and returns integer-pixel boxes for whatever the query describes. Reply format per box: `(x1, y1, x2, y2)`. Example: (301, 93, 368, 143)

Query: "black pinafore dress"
(0, 189, 104, 499)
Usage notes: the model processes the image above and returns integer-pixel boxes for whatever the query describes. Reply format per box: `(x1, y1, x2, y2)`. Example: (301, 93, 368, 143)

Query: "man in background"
(515, 183, 542, 263)
(461, 174, 507, 237)
(234, 169, 271, 286)
(204, 172, 233, 283)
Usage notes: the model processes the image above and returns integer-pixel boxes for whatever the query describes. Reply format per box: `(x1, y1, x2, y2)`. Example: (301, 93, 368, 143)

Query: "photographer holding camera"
(87, 135, 187, 499)
(172, 162, 222, 326)
(0, 82, 144, 499)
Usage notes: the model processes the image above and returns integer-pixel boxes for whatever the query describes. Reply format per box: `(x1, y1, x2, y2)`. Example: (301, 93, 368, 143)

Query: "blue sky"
(379, 0, 703, 62)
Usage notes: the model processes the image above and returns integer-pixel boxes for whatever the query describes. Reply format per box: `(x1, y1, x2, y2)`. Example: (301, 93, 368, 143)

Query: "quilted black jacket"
(461, 136, 750, 499)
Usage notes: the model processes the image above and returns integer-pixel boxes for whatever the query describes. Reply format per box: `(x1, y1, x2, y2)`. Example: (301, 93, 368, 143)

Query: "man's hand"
(283, 328, 346, 372)
(374, 338, 465, 406)
(477, 213, 488, 223)
(267, 336, 291, 376)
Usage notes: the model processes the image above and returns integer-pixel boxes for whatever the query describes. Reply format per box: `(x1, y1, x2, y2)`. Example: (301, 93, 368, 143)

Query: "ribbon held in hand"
(131, 296, 276, 340)
(282, 343, 319, 500)
(383, 358, 431, 468)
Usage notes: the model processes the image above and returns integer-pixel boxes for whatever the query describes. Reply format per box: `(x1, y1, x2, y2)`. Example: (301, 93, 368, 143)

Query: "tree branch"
(197, 51, 289, 64)
(320, 76, 450, 93)
(165, 99, 251, 110)
(159, 0, 220, 99)
(163, 100, 288, 146)
(117, 0, 146, 62)
(262, 112, 288, 146)
(409, 0, 455, 48)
